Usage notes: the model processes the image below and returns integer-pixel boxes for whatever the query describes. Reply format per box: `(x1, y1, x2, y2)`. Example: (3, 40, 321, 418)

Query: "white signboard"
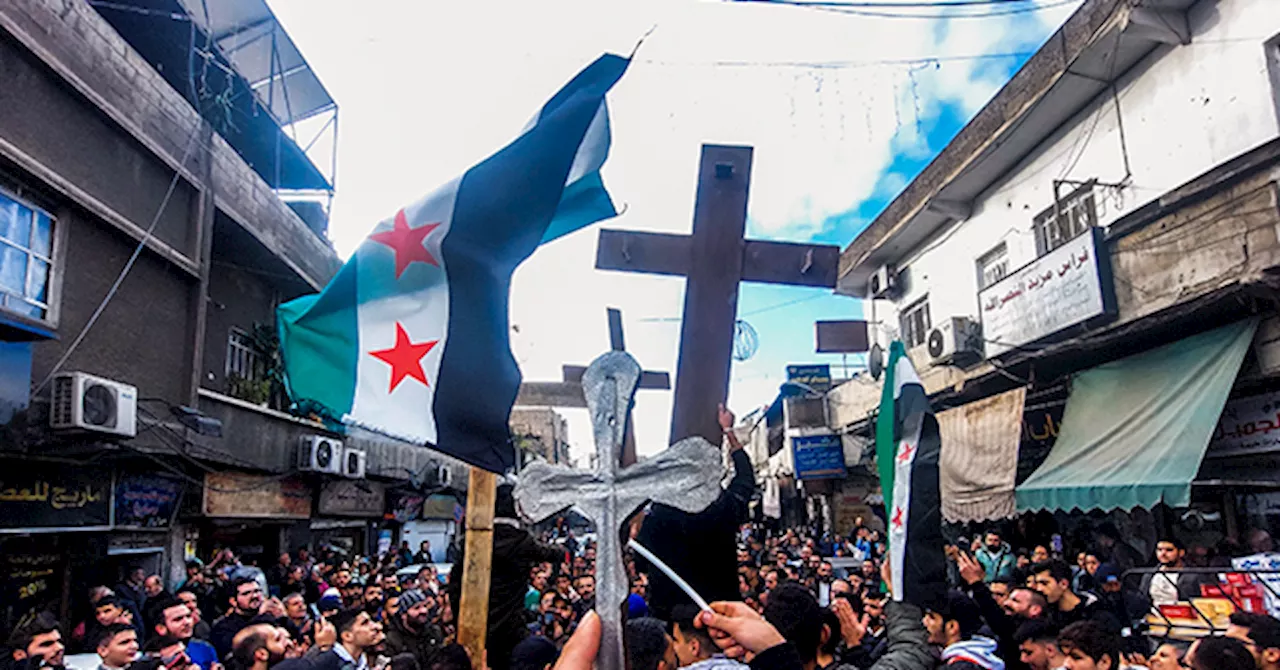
(979, 228, 1113, 357)
(1209, 390, 1280, 457)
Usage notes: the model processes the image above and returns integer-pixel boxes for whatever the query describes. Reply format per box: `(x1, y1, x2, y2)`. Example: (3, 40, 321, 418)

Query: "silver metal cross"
(515, 351, 723, 670)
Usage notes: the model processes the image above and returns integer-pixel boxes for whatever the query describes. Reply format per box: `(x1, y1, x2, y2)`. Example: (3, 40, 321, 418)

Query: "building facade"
(0, 0, 465, 633)
(830, 0, 1280, 550)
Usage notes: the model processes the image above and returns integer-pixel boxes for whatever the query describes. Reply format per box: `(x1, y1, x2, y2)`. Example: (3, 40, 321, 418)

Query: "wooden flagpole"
(457, 466, 497, 665)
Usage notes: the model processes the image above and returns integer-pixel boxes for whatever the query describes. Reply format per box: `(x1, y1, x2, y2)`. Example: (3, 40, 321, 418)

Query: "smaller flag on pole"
(277, 54, 630, 474)
(875, 341, 946, 608)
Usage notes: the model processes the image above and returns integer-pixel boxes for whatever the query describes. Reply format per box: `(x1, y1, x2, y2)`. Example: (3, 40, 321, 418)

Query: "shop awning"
(1016, 319, 1257, 513)
(939, 387, 1027, 522)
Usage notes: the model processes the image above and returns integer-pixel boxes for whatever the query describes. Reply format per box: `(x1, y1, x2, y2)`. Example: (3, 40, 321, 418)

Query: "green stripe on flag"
(277, 259, 361, 422)
(875, 341, 906, 520)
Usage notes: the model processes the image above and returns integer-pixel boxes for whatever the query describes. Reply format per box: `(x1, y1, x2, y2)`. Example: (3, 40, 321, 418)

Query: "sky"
(267, 0, 1080, 465)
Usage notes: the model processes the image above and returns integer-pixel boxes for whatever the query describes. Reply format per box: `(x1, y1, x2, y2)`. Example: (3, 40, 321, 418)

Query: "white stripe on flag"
(350, 177, 460, 443)
(888, 352, 921, 600)
(565, 101, 609, 185)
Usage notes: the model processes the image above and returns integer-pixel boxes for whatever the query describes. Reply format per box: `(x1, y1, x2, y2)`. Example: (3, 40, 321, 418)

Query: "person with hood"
(670, 605, 747, 670)
(446, 483, 563, 670)
(975, 531, 1016, 584)
(381, 589, 443, 668)
(924, 590, 1005, 670)
(635, 405, 755, 622)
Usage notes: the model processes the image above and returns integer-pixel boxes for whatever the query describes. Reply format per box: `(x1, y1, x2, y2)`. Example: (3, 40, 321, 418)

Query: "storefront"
(0, 460, 113, 634)
(311, 480, 385, 559)
(193, 472, 312, 565)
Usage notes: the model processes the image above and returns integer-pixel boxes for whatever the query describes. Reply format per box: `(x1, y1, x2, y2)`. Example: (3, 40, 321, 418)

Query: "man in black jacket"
(635, 404, 755, 622)
(447, 484, 562, 670)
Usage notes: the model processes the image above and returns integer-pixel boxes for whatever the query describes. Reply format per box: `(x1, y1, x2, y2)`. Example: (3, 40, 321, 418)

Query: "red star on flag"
(369, 209, 440, 278)
(891, 506, 904, 530)
(897, 443, 915, 463)
(369, 322, 438, 393)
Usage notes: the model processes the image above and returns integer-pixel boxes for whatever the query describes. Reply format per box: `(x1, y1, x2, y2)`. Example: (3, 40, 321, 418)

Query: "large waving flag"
(277, 55, 629, 473)
(875, 341, 946, 608)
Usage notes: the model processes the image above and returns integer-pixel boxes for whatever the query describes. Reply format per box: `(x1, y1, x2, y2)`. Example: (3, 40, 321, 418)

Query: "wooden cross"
(514, 308, 670, 409)
(596, 144, 841, 446)
(515, 351, 723, 670)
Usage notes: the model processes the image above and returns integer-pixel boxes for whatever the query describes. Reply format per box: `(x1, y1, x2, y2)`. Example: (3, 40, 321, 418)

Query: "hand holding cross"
(515, 351, 724, 670)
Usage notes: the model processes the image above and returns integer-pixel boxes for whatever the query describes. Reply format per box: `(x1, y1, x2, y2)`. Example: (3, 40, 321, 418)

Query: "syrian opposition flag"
(277, 55, 629, 474)
(874, 341, 947, 608)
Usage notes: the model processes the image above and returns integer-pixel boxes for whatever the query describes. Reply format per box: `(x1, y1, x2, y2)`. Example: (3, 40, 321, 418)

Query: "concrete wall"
(881, 0, 1280, 345)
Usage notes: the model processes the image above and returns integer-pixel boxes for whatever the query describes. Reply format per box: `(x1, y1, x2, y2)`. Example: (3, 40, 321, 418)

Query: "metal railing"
(1119, 566, 1280, 638)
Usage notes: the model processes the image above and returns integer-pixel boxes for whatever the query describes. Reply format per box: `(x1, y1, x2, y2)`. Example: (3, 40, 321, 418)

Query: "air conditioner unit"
(50, 372, 137, 437)
(927, 317, 982, 363)
(869, 265, 896, 299)
(298, 435, 344, 475)
(343, 448, 367, 479)
(437, 464, 453, 487)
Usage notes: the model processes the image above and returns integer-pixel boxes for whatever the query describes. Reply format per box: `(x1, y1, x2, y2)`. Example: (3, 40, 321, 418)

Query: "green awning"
(1015, 319, 1257, 513)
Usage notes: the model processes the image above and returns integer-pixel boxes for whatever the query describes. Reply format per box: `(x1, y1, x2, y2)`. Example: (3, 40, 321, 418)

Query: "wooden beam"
(741, 239, 839, 288)
(457, 467, 496, 664)
(562, 365, 670, 390)
(671, 144, 752, 445)
(514, 382, 587, 408)
(596, 229, 692, 277)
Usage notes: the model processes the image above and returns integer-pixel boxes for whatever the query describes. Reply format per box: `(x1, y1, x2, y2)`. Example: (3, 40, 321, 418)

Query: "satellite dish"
(868, 343, 885, 380)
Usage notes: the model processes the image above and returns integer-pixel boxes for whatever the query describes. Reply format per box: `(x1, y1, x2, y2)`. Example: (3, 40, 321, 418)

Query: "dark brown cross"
(513, 307, 670, 465)
(596, 144, 840, 446)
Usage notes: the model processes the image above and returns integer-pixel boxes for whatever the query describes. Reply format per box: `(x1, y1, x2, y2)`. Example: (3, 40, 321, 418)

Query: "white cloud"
(268, 0, 1079, 464)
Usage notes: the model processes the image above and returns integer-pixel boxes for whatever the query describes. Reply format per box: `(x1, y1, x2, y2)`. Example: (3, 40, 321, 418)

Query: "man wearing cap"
(924, 590, 1005, 669)
(381, 589, 442, 668)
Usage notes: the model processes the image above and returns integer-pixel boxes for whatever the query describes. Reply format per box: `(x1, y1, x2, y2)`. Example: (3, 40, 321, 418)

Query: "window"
(0, 192, 54, 321)
(977, 242, 1010, 290)
(1033, 182, 1097, 256)
(900, 297, 931, 349)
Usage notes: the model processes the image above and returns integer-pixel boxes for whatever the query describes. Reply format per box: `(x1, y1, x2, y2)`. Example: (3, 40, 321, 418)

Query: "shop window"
(1033, 182, 1097, 257)
(976, 242, 1009, 290)
(899, 297, 931, 349)
(0, 191, 55, 323)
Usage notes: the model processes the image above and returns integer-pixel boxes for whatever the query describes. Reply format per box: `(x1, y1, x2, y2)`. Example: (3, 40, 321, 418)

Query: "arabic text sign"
(203, 472, 312, 519)
(0, 464, 111, 528)
(979, 228, 1113, 357)
(318, 480, 386, 517)
(115, 473, 183, 529)
(792, 433, 847, 480)
(786, 364, 833, 392)
(1210, 390, 1280, 456)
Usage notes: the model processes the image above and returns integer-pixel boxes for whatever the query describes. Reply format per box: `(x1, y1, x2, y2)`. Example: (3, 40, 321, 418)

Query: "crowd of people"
(4, 411, 1280, 670)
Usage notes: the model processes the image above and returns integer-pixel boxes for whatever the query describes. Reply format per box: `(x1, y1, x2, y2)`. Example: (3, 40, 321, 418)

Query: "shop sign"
(388, 492, 425, 522)
(980, 227, 1115, 357)
(0, 464, 111, 529)
(115, 473, 183, 529)
(2, 549, 62, 629)
(423, 493, 460, 520)
(792, 433, 846, 480)
(1210, 390, 1280, 457)
(108, 532, 166, 555)
(786, 364, 832, 392)
(203, 473, 311, 519)
(319, 480, 386, 517)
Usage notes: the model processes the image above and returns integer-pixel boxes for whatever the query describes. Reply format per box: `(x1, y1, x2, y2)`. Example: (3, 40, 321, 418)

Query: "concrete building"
(0, 0, 462, 630)
(510, 407, 572, 466)
(831, 0, 1280, 545)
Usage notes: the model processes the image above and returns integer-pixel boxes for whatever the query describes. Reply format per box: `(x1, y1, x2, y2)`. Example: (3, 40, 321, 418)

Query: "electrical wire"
(33, 126, 203, 394)
(761, 0, 1080, 19)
